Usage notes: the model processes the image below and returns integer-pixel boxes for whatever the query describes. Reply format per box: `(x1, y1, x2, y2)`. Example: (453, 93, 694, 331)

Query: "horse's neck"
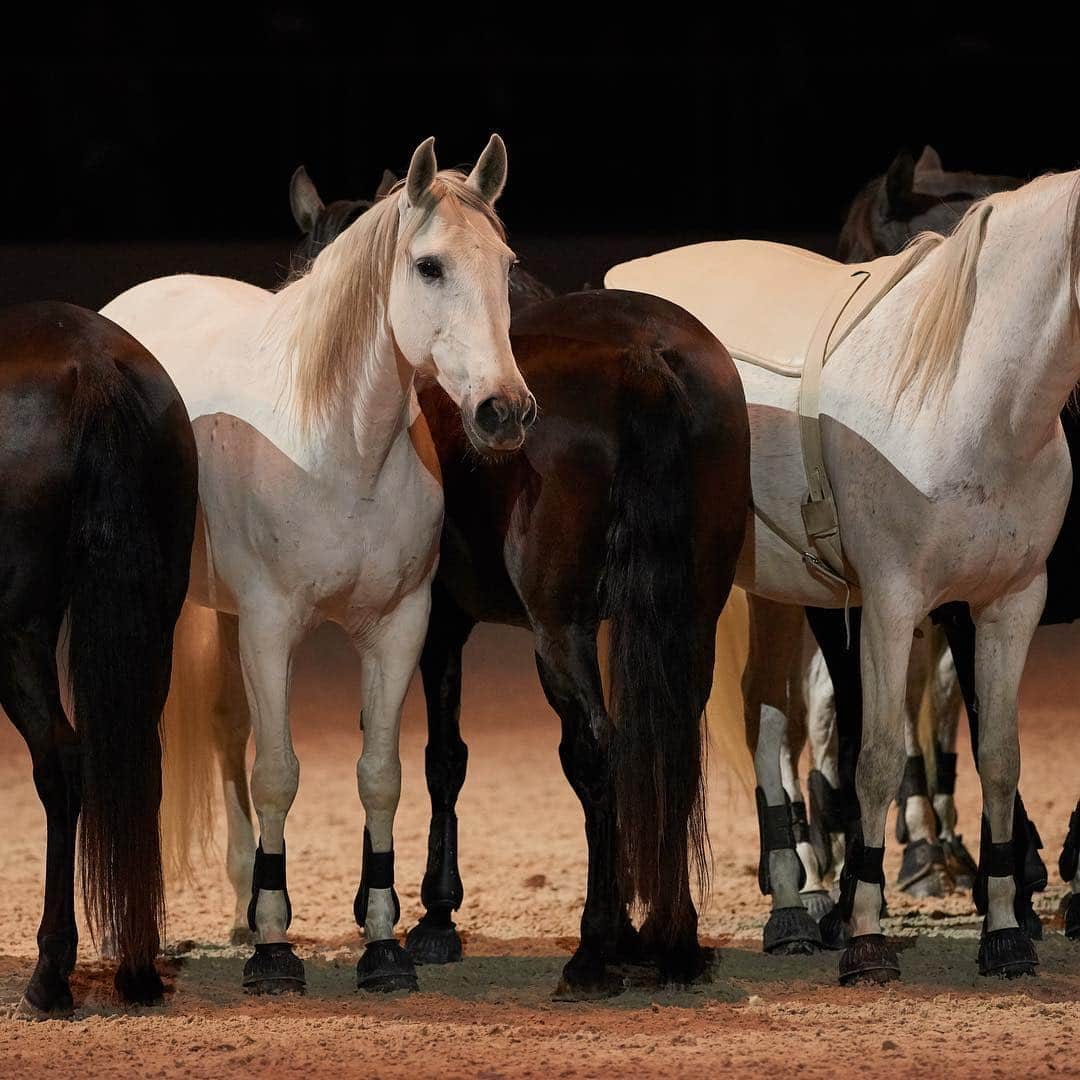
(964, 208, 1079, 460)
(285, 313, 416, 496)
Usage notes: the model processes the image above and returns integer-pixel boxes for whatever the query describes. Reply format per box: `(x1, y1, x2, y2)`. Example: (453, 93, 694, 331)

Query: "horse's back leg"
(780, 684, 834, 922)
(533, 619, 630, 998)
(211, 611, 257, 945)
(803, 642, 846, 885)
(0, 622, 80, 1017)
(894, 628, 951, 897)
(404, 581, 475, 966)
(744, 595, 823, 955)
(927, 626, 978, 887)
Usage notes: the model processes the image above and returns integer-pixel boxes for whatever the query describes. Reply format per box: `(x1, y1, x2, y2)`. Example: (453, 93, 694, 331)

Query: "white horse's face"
(388, 135, 535, 453)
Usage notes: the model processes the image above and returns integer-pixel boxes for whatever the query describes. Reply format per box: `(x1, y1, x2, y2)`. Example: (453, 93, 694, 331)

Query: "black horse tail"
(68, 359, 177, 983)
(603, 346, 708, 943)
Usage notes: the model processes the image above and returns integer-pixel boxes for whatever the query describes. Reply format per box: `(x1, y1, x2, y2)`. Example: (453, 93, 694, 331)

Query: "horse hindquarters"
(68, 356, 197, 1003)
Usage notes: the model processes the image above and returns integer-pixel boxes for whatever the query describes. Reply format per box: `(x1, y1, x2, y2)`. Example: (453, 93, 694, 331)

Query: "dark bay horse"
(292, 172, 750, 994)
(0, 303, 197, 1015)
(812, 148, 1072, 944)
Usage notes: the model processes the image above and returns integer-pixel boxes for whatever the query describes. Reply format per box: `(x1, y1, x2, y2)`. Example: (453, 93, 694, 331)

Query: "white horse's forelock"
(892, 172, 1080, 410)
(275, 170, 505, 436)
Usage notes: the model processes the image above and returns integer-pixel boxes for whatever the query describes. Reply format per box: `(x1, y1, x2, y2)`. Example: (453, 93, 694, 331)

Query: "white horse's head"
(286, 135, 535, 454)
(388, 136, 535, 451)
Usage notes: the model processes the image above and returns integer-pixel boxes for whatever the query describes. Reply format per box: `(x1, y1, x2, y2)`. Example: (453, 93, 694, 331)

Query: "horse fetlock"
(247, 843, 292, 939)
(355, 827, 400, 939)
(933, 793, 958, 839)
(985, 874, 1020, 932)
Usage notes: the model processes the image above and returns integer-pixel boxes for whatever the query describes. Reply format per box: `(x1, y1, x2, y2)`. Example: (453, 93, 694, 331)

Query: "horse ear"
(289, 166, 324, 234)
(375, 169, 398, 199)
(915, 145, 943, 177)
(882, 151, 916, 217)
(466, 134, 508, 204)
(405, 137, 438, 207)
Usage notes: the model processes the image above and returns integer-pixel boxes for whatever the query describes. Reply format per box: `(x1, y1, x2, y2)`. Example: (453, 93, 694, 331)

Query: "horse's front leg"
(353, 585, 432, 993)
(404, 581, 475, 965)
(972, 575, 1044, 977)
(838, 591, 916, 986)
(237, 596, 306, 995)
(936, 602, 1047, 936)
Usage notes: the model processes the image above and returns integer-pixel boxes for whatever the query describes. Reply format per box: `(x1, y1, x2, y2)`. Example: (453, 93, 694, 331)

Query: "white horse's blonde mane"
(891, 172, 1080, 408)
(280, 170, 505, 436)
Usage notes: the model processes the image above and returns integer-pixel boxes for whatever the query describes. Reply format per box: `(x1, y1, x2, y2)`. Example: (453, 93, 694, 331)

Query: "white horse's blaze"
(102, 137, 530, 964)
(613, 171, 1080, 962)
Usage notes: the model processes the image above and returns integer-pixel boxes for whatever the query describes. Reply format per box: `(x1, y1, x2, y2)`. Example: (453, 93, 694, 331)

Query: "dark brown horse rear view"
(411, 289, 750, 993)
(0, 303, 197, 1015)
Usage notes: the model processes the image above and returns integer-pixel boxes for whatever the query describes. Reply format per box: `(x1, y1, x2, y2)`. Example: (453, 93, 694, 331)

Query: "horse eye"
(416, 257, 443, 281)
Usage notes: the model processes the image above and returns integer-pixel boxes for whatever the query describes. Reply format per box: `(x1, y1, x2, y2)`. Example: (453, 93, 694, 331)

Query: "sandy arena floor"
(0, 620, 1078, 1078)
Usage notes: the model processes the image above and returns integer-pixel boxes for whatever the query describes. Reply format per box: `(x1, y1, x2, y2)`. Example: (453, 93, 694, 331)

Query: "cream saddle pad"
(605, 240, 918, 588)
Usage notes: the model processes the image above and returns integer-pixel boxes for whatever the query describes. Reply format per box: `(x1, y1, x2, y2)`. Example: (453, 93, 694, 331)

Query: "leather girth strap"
(776, 253, 914, 591)
(796, 269, 871, 586)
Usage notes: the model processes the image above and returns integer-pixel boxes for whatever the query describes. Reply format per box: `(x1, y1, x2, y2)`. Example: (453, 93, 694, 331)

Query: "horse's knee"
(251, 750, 299, 816)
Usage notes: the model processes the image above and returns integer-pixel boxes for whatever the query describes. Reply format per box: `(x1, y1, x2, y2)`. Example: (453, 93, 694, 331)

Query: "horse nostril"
(475, 395, 511, 436)
(522, 394, 537, 428)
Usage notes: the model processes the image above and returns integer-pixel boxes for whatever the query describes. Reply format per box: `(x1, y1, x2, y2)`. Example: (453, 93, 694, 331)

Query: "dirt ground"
(0, 619, 1078, 1078)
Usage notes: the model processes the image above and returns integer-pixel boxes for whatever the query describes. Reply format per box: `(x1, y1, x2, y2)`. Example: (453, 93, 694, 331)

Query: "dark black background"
(1, 9, 1076, 303)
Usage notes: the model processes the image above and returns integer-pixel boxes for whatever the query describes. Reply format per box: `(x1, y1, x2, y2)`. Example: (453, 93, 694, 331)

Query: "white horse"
(102, 135, 534, 994)
(609, 170, 1080, 982)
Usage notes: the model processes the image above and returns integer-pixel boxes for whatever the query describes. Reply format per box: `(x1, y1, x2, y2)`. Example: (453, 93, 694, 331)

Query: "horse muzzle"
(466, 391, 537, 453)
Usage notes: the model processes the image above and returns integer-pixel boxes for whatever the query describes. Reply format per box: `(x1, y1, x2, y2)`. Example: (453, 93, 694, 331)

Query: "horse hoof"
(114, 964, 165, 1006)
(818, 906, 851, 951)
(243, 943, 306, 995)
(941, 835, 978, 891)
(800, 889, 835, 922)
(978, 927, 1038, 978)
(657, 945, 715, 986)
(896, 840, 951, 897)
(10, 994, 72, 1021)
(404, 918, 463, 965)
(553, 970, 624, 1001)
(229, 926, 255, 947)
(1065, 893, 1080, 940)
(356, 939, 419, 993)
(838, 934, 900, 985)
(553, 949, 625, 1000)
(22, 961, 74, 1018)
(763, 907, 823, 954)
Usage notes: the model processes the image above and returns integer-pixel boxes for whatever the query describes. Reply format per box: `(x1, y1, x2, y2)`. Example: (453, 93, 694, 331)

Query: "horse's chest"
(190, 414, 443, 617)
